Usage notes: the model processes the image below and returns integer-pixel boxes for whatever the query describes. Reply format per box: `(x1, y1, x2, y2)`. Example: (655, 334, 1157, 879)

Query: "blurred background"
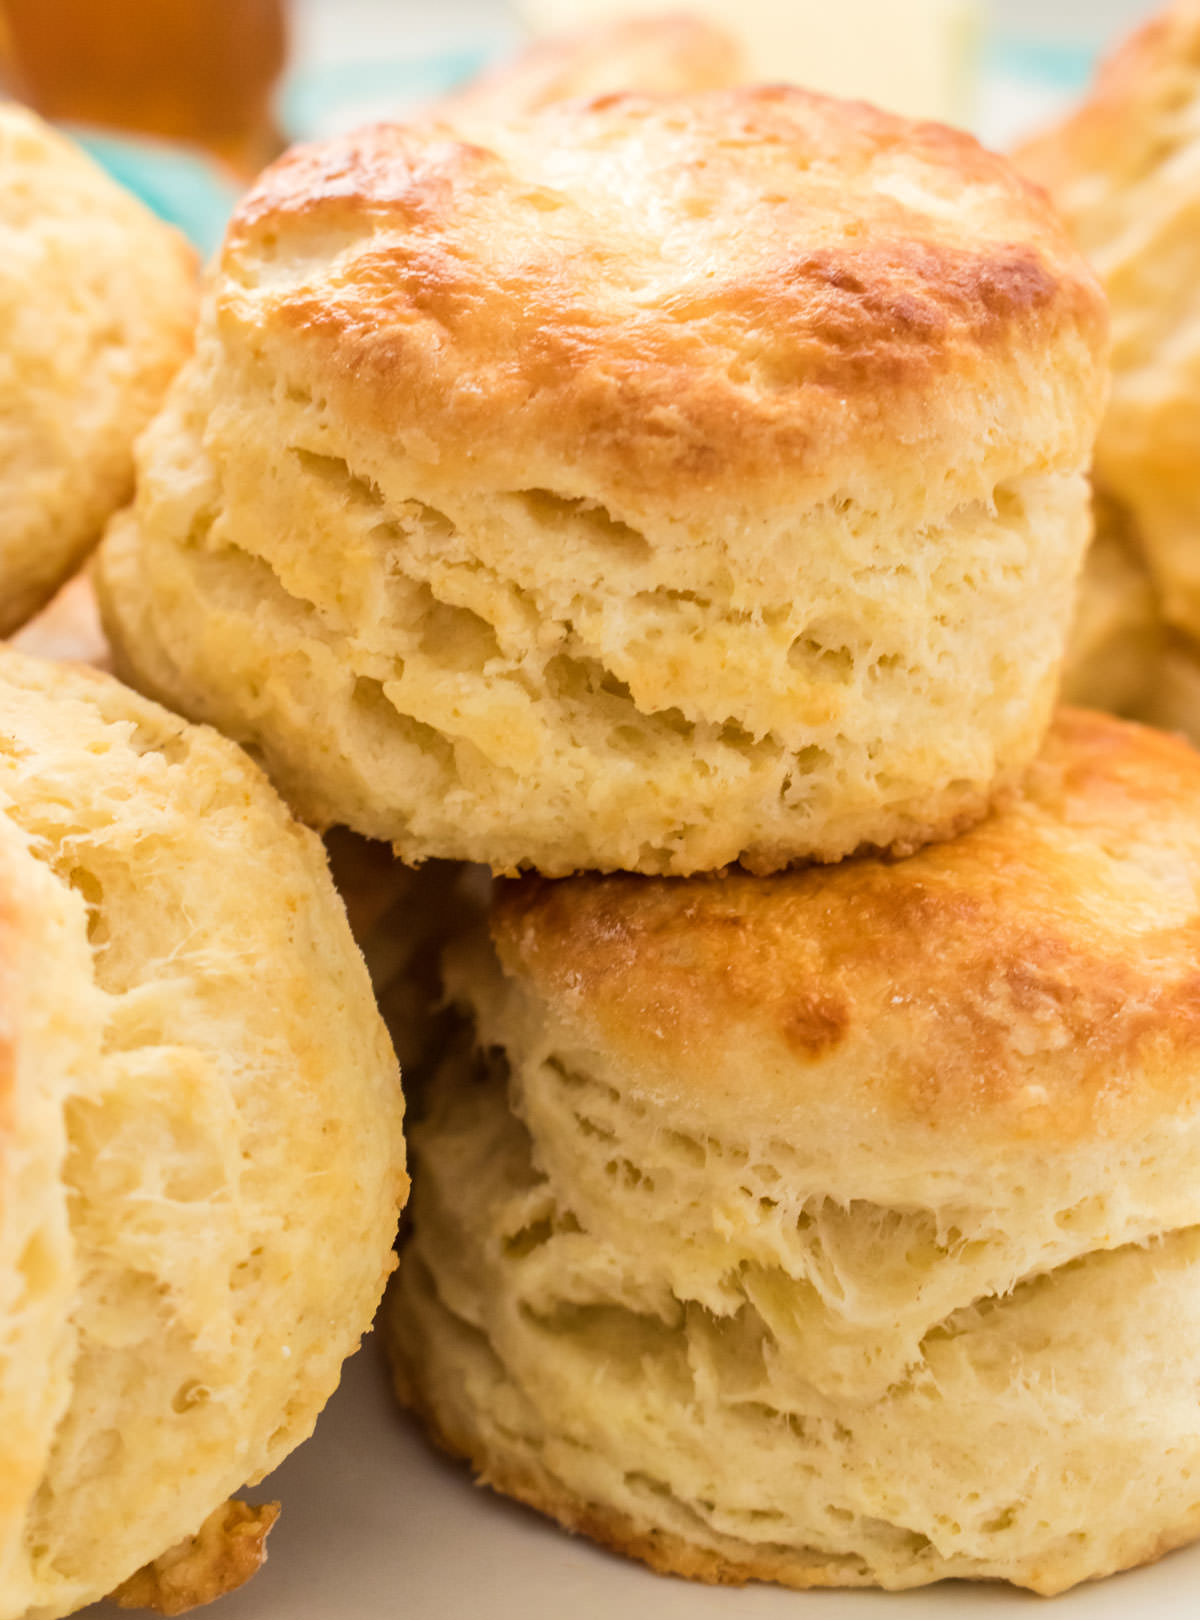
(0, 0, 1164, 253)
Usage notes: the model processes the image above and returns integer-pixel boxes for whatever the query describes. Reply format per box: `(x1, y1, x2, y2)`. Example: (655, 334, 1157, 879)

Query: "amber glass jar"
(1, 0, 288, 174)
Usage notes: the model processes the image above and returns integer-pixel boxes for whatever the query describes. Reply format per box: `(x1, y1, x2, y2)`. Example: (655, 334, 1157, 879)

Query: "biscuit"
(437, 12, 745, 118)
(387, 710, 1200, 1594)
(97, 86, 1107, 875)
(1139, 631, 1200, 744)
(1060, 492, 1163, 713)
(1017, 2, 1200, 643)
(0, 647, 406, 1619)
(326, 829, 491, 1083)
(0, 104, 195, 635)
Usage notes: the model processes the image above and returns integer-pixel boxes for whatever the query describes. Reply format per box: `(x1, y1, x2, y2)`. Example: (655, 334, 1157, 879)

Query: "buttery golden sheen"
(0, 104, 195, 635)
(1060, 493, 1164, 714)
(1017, 1, 1200, 644)
(99, 86, 1107, 875)
(388, 710, 1200, 1593)
(0, 648, 407, 1620)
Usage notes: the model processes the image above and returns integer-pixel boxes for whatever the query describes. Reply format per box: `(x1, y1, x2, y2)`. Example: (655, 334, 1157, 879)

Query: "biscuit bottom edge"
(380, 1014, 1200, 1599)
(383, 1263, 883, 1593)
(383, 1247, 1200, 1598)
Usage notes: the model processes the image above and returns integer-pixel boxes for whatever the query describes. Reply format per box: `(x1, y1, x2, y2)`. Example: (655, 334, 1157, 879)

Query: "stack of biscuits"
(10, 6, 1200, 1615)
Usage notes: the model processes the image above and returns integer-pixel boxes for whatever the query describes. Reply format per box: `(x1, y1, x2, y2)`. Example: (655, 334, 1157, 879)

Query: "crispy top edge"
(216, 86, 1107, 510)
(491, 711, 1200, 1142)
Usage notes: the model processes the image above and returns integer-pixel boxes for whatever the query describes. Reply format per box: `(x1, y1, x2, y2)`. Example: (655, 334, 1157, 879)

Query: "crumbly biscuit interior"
(0, 663, 403, 1618)
(101, 352, 1088, 873)
(392, 935, 1200, 1593)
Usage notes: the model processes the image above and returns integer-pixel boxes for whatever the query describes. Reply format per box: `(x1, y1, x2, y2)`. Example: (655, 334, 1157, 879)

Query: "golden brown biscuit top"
(493, 712, 1200, 1144)
(1017, 1, 1200, 242)
(221, 87, 1107, 516)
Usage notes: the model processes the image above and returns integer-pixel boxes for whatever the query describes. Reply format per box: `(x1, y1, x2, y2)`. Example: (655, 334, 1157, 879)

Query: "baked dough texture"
(437, 12, 745, 117)
(0, 104, 195, 636)
(108, 1500, 280, 1616)
(1060, 492, 1163, 714)
(0, 648, 407, 1620)
(387, 710, 1200, 1594)
(1017, 1, 1200, 644)
(326, 830, 490, 1083)
(98, 86, 1107, 875)
(1139, 631, 1200, 744)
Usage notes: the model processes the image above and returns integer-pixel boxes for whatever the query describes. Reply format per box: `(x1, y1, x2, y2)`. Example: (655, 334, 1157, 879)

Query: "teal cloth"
(279, 45, 490, 139)
(70, 128, 240, 257)
(988, 32, 1096, 92)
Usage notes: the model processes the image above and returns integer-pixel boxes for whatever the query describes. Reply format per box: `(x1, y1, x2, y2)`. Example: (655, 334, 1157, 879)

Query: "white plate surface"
(82, 1337, 1200, 1619)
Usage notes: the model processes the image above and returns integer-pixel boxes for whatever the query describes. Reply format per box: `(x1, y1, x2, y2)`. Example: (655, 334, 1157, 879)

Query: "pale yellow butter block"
(515, 0, 980, 124)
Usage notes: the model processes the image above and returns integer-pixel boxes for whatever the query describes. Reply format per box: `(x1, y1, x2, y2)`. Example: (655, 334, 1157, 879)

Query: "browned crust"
(490, 710, 1200, 1141)
(220, 86, 1106, 515)
(108, 1499, 280, 1615)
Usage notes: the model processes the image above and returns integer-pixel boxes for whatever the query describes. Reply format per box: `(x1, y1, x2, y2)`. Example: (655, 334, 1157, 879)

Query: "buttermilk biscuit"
(388, 710, 1200, 1594)
(1139, 632, 1200, 744)
(437, 12, 744, 117)
(1017, 1, 1200, 643)
(1060, 493, 1163, 713)
(0, 104, 195, 635)
(0, 648, 406, 1620)
(98, 87, 1107, 876)
(327, 829, 491, 1083)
